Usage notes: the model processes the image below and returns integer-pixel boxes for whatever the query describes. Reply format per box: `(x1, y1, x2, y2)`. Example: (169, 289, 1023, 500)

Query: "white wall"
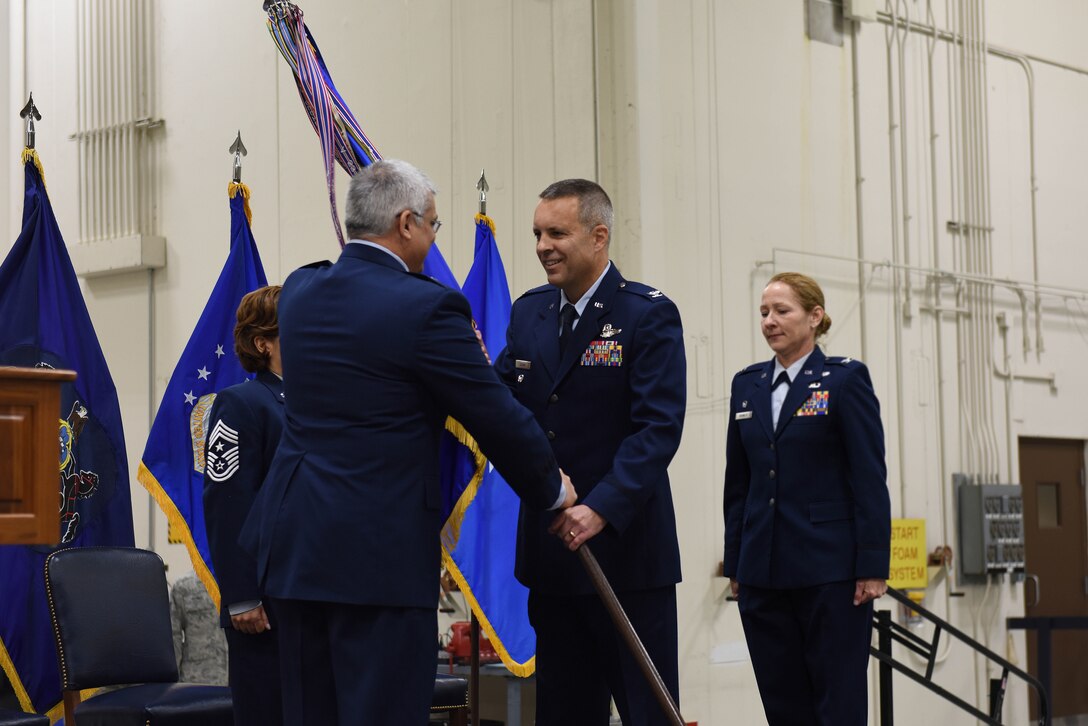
(5, 1, 1088, 724)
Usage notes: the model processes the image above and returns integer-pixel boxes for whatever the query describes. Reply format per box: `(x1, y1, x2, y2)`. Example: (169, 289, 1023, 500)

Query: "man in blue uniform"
(495, 179, 686, 726)
(242, 160, 575, 725)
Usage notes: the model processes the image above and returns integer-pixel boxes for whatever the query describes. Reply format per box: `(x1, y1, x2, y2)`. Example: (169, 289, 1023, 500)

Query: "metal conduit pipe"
(882, 2, 1057, 361)
(977, 0, 1001, 481)
(767, 247, 1088, 300)
(962, 0, 983, 479)
(885, 4, 902, 307)
(896, 0, 913, 318)
(884, 0, 908, 515)
(990, 53, 1044, 358)
(994, 314, 1016, 488)
(923, 0, 957, 641)
(952, 0, 977, 477)
(970, 0, 995, 483)
(850, 22, 870, 363)
(982, 0, 1003, 481)
(876, 10, 1088, 78)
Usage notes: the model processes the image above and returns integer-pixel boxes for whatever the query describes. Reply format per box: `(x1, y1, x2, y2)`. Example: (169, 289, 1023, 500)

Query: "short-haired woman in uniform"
(203, 285, 285, 726)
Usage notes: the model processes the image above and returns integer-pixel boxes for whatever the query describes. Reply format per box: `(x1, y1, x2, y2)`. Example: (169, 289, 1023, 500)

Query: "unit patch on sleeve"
(581, 340, 623, 366)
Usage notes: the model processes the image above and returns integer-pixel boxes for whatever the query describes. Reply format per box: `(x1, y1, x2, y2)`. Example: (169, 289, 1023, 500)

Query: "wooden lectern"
(0, 366, 76, 545)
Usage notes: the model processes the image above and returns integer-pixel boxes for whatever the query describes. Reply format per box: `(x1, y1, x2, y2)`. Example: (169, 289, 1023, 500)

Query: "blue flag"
(0, 151, 135, 717)
(137, 183, 267, 605)
(441, 214, 536, 676)
(422, 246, 458, 290)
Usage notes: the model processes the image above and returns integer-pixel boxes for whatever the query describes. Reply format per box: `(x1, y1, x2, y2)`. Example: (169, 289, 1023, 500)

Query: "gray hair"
(344, 159, 438, 239)
(539, 178, 613, 234)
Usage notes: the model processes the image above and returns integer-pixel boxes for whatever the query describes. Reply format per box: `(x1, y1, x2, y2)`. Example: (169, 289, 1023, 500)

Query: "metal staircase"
(871, 587, 1049, 725)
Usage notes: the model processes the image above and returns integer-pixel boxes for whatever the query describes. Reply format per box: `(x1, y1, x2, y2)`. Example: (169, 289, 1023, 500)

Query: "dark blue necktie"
(559, 304, 579, 354)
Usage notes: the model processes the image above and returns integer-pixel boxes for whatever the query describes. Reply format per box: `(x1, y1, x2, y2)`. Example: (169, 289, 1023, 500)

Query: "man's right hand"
(559, 469, 577, 509)
(231, 604, 271, 634)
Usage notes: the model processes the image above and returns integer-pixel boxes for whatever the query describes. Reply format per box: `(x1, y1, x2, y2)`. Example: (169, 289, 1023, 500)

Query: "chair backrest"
(45, 547, 180, 690)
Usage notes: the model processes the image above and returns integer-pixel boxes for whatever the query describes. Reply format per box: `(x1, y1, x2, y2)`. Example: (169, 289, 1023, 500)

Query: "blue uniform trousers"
(529, 585, 678, 726)
(738, 580, 873, 726)
(272, 598, 436, 726)
(224, 624, 283, 726)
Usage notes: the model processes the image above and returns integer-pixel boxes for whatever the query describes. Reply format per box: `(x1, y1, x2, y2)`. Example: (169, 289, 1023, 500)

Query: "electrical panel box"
(956, 476, 1025, 581)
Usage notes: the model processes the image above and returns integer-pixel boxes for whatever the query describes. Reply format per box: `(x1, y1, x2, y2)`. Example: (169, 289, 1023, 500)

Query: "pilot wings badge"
(599, 323, 621, 338)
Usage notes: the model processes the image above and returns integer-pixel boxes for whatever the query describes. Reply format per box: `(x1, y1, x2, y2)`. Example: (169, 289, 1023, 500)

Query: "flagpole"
(577, 544, 686, 726)
(466, 170, 490, 726)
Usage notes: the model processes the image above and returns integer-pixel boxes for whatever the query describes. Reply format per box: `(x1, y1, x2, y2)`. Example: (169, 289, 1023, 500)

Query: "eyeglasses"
(412, 211, 442, 234)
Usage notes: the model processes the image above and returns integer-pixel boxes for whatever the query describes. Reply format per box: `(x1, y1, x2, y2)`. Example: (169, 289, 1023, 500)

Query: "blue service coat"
(242, 243, 562, 609)
(203, 370, 285, 627)
(722, 347, 891, 588)
(495, 264, 686, 595)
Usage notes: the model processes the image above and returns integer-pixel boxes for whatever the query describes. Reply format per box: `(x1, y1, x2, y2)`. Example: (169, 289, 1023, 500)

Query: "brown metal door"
(1018, 437, 1088, 719)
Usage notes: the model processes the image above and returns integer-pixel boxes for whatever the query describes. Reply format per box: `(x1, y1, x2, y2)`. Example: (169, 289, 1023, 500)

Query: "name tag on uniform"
(734, 411, 753, 420)
(515, 359, 531, 369)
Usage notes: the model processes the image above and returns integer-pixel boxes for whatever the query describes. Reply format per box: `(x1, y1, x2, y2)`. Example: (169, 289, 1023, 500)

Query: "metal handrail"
(872, 587, 1050, 725)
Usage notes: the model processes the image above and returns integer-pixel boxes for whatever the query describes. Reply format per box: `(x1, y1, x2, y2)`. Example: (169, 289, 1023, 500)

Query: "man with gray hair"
(242, 159, 575, 725)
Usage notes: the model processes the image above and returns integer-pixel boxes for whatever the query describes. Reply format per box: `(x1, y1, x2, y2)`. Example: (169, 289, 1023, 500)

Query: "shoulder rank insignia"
(648, 289, 663, 298)
(599, 324, 621, 338)
(205, 420, 240, 482)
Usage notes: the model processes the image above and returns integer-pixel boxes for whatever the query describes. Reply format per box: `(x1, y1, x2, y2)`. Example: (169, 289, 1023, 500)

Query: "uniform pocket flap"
(809, 500, 853, 523)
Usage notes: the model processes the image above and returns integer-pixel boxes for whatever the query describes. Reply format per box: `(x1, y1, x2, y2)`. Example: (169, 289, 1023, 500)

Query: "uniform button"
(549, 394, 559, 404)
(769, 469, 776, 479)
(769, 498, 776, 507)
(769, 443, 775, 451)
(547, 430, 556, 440)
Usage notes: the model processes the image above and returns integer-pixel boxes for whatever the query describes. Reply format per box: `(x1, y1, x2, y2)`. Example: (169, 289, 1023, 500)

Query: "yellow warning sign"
(888, 518, 927, 589)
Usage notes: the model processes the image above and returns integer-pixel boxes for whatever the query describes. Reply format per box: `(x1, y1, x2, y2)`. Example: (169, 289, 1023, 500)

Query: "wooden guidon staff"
(576, 544, 686, 726)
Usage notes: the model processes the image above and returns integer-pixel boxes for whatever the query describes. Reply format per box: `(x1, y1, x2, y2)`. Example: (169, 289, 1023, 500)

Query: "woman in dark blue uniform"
(723, 272, 891, 726)
(203, 285, 284, 726)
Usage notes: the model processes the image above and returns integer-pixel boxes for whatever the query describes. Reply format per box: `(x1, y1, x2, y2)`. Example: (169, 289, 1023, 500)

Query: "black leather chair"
(45, 547, 233, 726)
(430, 673, 469, 725)
(0, 708, 47, 726)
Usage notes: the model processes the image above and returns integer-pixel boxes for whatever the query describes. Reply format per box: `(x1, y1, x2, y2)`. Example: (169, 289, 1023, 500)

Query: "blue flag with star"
(137, 183, 267, 605)
(0, 150, 135, 718)
(440, 214, 537, 676)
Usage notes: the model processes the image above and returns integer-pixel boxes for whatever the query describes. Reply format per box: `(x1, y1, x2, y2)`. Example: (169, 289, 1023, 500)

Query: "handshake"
(547, 470, 605, 552)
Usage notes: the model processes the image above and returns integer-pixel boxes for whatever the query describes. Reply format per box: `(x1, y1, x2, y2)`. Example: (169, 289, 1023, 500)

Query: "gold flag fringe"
(474, 213, 495, 234)
(0, 635, 34, 713)
(227, 181, 253, 227)
(438, 416, 536, 676)
(1, 608, 100, 723)
(21, 148, 47, 193)
(137, 462, 221, 609)
(440, 548, 536, 678)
